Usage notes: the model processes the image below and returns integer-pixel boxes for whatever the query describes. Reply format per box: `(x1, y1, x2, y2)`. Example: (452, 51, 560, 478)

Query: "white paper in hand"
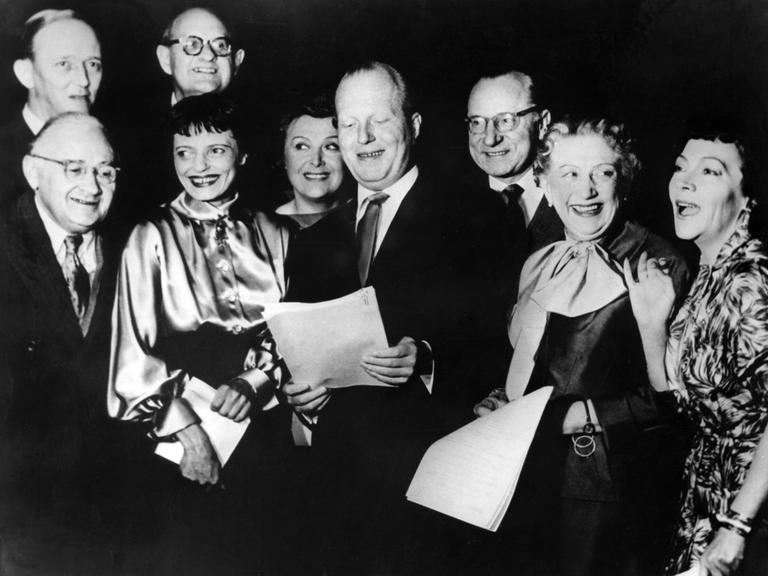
(263, 287, 389, 388)
(406, 386, 553, 531)
(155, 378, 249, 466)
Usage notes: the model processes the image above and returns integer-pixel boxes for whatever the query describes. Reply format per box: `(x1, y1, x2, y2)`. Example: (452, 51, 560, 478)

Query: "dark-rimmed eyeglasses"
(465, 106, 539, 134)
(29, 154, 120, 185)
(162, 35, 233, 57)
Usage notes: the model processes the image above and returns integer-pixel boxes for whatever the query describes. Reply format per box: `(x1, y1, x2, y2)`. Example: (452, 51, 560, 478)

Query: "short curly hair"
(534, 117, 640, 199)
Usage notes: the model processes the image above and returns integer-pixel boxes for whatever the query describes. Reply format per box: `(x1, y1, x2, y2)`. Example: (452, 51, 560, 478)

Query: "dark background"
(0, 0, 766, 241)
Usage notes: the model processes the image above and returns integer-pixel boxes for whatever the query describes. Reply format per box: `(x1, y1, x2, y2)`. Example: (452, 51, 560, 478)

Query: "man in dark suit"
(283, 61, 478, 575)
(0, 113, 128, 574)
(0, 9, 102, 208)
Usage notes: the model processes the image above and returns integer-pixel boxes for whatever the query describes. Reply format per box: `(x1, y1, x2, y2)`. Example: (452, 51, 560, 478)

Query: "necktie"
(502, 183, 526, 233)
(62, 234, 90, 323)
(356, 192, 389, 285)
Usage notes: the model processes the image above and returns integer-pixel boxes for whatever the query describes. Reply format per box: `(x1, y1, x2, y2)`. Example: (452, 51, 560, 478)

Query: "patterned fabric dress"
(665, 204, 768, 573)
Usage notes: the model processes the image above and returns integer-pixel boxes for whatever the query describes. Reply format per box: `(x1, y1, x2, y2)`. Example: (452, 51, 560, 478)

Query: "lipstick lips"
(189, 174, 220, 187)
(570, 203, 603, 216)
(675, 200, 700, 217)
(303, 171, 330, 180)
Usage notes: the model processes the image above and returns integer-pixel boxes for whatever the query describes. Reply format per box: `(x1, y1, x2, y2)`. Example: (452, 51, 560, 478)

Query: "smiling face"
(335, 67, 421, 191)
(284, 115, 344, 211)
(18, 18, 102, 121)
(668, 138, 747, 263)
(24, 117, 115, 234)
(467, 74, 546, 183)
(157, 8, 244, 101)
(541, 134, 621, 241)
(173, 128, 244, 206)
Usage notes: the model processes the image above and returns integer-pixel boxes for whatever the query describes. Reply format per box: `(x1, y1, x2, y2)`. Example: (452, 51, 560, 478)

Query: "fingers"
(295, 391, 332, 414)
(473, 395, 508, 417)
(211, 384, 252, 420)
(622, 257, 636, 287)
(283, 383, 329, 408)
(362, 354, 416, 369)
(210, 386, 227, 411)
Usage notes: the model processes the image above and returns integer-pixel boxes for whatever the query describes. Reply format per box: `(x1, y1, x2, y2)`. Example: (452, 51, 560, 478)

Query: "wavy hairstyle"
(534, 116, 640, 199)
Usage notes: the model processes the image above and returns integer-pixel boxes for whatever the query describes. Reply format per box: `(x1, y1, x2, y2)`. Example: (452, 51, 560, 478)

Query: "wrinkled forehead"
(468, 76, 532, 115)
(171, 8, 228, 40)
(32, 18, 100, 58)
(34, 121, 113, 161)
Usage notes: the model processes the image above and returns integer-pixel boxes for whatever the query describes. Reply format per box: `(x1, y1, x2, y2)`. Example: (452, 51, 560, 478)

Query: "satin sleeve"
(107, 221, 200, 438)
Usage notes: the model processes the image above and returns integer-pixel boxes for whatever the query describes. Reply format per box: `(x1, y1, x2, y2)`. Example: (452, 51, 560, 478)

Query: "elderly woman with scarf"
(473, 117, 690, 576)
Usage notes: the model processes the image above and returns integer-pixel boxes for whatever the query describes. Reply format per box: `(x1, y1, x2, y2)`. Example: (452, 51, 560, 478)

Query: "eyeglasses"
(162, 35, 233, 57)
(557, 164, 618, 187)
(29, 154, 120, 185)
(465, 106, 539, 134)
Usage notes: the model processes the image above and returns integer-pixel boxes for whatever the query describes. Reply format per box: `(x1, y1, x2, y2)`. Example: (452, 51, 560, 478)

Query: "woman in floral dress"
(626, 123, 768, 576)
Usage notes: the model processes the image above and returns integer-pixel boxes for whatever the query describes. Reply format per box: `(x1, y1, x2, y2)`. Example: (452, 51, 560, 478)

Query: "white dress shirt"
(35, 195, 99, 278)
(22, 104, 45, 136)
(488, 167, 544, 227)
(356, 165, 419, 255)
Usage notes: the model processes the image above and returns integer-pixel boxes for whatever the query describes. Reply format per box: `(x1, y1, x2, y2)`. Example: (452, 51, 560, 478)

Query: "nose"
(482, 122, 502, 146)
(580, 175, 599, 198)
(311, 147, 325, 167)
(199, 41, 216, 61)
(357, 121, 374, 145)
(194, 152, 209, 172)
(71, 62, 90, 87)
(80, 167, 103, 195)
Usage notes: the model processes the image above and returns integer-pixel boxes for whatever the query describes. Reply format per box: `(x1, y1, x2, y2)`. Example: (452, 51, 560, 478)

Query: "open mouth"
(484, 150, 508, 158)
(358, 150, 384, 160)
(675, 201, 700, 217)
(192, 67, 218, 75)
(71, 197, 98, 207)
(189, 175, 220, 187)
(570, 203, 603, 216)
(304, 172, 330, 180)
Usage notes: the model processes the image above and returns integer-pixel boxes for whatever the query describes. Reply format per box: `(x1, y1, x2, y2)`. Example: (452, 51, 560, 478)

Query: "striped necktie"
(62, 234, 90, 324)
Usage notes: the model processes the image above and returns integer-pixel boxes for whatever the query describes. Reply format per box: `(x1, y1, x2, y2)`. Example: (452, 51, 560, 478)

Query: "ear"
(156, 45, 172, 76)
(22, 155, 39, 192)
(13, 59, 34, 89)
(239, 152, 248, 167)
(233, 49, 245, 75)
(410, 112, 422, 141)
(537, 108, 552, 139)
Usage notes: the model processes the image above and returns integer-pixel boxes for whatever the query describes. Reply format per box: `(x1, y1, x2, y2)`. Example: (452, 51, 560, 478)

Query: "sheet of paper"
(155, 377, 249, 466)
(406, 386, 553, 531)
(263, 287, 390, 389)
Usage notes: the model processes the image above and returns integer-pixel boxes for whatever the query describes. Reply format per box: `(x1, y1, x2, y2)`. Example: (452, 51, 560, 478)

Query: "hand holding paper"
(263, 288, 390, 389)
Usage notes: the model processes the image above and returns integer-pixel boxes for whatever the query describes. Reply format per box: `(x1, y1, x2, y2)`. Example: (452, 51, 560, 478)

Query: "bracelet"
(725, 508, 754, 527)
(572, 399, 596, 458)
(713, 513, 752, 537)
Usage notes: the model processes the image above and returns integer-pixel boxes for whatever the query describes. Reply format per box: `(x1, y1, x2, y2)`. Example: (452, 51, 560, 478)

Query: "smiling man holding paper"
(278, 61, 476, 575)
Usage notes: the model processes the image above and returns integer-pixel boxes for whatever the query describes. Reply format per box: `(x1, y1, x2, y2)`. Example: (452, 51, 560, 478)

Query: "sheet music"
(263, 287, 390, 388)
(406, 386, 553, 531)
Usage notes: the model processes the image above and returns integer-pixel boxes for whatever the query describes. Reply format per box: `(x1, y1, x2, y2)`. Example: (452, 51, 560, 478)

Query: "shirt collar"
(488, 166, 537, 193)
(172, 191, 240, 220)
(23, 104, 45, 135)
(357, 165, 419, 207)
(34, 194, 95, 255)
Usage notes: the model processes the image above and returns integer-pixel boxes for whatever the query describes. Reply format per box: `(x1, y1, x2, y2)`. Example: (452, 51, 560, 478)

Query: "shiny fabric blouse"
(108, 192, 288, 437)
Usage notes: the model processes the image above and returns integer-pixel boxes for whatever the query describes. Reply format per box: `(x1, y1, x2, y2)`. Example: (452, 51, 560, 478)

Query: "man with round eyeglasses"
(156, 6, 245, 103)
(0, 112, 127, 574)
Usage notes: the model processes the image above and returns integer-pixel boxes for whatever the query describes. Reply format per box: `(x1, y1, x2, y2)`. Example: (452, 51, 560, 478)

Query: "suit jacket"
(0, 192, 122, 505)
(0, 114, 33, 209)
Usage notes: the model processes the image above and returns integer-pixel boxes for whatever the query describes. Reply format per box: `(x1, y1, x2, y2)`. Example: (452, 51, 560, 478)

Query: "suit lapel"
(7, 193, 84, 343)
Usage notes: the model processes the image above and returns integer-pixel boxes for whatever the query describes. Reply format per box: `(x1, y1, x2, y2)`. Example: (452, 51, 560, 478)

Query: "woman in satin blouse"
(108, 94, 288, 486)
(473, 117, 690, 576)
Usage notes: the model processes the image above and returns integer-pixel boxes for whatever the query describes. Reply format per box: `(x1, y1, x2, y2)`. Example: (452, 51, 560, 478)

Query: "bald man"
(0, 113, 129, 572)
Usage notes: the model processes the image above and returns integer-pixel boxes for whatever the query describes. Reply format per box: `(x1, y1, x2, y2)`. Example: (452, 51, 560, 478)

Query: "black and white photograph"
(0, 0, 767, 574)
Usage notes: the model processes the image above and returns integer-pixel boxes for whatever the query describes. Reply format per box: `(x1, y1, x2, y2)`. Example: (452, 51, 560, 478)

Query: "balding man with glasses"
(0, 113, 131, 573)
